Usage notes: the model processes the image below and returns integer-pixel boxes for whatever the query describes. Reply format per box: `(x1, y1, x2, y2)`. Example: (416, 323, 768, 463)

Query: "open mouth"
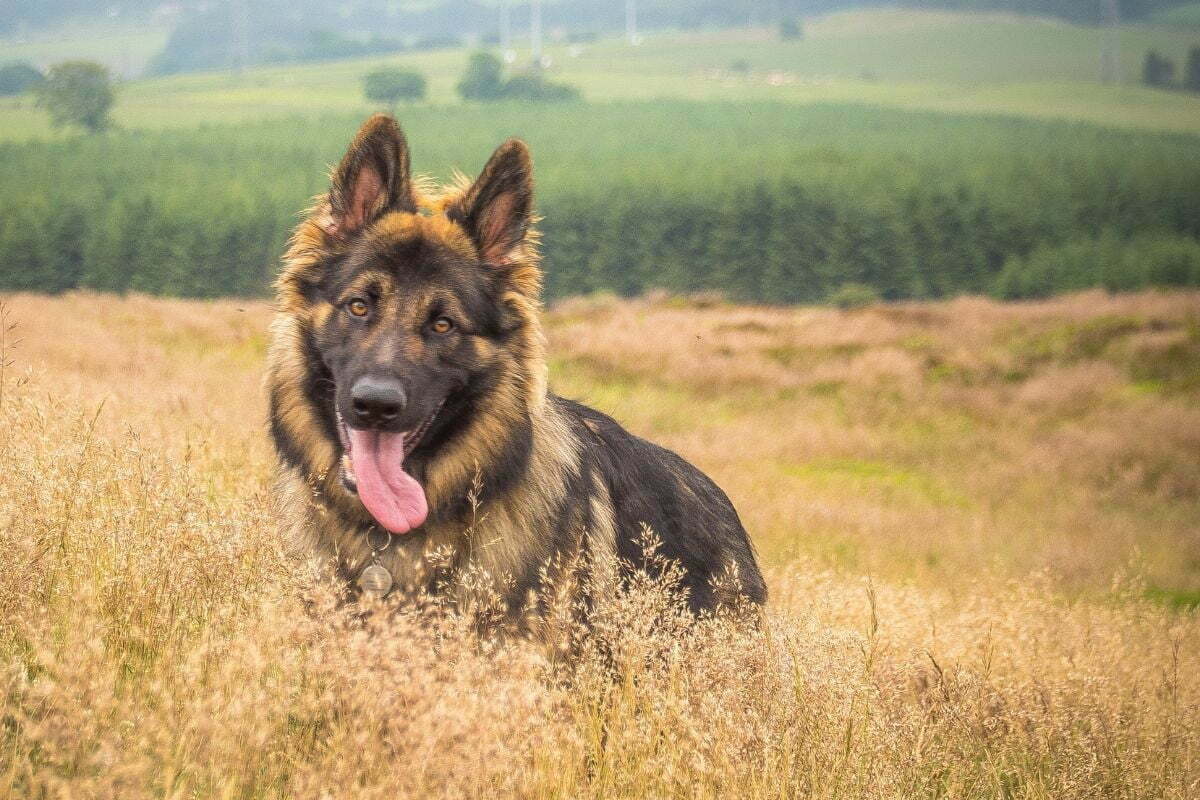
(335, 401, 443, 534)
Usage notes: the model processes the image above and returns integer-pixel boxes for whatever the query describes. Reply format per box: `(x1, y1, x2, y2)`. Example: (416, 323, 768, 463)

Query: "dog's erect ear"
(321, 114, 417, 239)
(449, 139, 533, 265)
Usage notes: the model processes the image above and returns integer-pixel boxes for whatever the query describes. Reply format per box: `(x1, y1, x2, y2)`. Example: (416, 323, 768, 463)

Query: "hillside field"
(3, 8, 1200, 140)
(0, 290, 1197, 796)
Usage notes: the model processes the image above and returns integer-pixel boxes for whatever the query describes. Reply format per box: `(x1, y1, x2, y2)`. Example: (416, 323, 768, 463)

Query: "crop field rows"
(3, 103, 1199, 303)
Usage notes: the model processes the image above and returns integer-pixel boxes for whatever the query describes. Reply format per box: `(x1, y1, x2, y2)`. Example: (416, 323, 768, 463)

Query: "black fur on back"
(556, 397, 768, 611)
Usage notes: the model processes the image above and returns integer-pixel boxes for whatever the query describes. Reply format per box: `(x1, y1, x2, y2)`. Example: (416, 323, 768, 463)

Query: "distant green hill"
(141, 0, 1200, 74)
(0, 19, 171, 78)
(3, 9, 1199, 141)
(1148, 1, 1200, 24)
(4, 0, 1198, 46)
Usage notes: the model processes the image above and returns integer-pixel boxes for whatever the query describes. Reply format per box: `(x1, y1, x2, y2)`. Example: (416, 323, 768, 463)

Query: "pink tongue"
(346, 428, 428, 534)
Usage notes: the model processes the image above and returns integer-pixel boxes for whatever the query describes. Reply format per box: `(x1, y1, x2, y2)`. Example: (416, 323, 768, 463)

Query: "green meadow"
(3, 8, 1200, 140)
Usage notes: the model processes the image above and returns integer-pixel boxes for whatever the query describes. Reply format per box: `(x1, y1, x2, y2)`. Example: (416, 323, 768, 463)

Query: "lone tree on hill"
(363, 68, 427, 107)
(35, 61, 114, 132)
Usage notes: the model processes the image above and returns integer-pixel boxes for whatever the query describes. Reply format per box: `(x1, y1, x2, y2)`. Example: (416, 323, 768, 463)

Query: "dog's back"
(557, 397, 767, 611)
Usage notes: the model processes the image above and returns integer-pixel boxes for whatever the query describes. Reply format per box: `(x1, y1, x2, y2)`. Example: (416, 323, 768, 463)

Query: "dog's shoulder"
(550, 395, 767, 608)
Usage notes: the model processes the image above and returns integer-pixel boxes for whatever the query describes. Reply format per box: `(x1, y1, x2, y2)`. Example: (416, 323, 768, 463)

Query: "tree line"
(1, 103, 1198, 303)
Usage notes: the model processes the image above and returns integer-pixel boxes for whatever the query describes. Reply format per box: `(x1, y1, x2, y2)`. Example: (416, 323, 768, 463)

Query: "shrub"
(779, 17, 804, 40)
(1142, 50, 1176, 88)
(457, 53, 580, 103)
(827, 282, 882, 309)
(502, 71, 581, 102)
(1185, 47, 1200, 94)
(34, 61, 114, 132)
(0, 62, 43, 96)
(457, 52, 506, 101)
(363, 68, 427, 106)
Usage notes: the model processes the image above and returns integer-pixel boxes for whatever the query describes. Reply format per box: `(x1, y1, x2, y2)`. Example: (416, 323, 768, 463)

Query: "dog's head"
(277, 114, 543, 535)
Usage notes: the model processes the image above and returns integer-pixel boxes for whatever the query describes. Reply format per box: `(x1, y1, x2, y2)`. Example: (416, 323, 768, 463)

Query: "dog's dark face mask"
(308, 115, 534, 534)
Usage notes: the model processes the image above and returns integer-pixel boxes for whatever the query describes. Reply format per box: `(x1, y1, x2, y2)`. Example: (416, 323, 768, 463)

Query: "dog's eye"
(346, 299, 369, 318)
(430, 316, 454, 334)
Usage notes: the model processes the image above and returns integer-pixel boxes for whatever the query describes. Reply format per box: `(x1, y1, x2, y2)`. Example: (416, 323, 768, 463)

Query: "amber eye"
(346, 299, 369, 318)
(430, 316, 454, 334)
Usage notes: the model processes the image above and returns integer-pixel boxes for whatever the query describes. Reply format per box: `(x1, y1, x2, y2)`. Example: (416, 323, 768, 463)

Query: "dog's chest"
(364, 527, 458, 596)
(353, 508, 552, 601)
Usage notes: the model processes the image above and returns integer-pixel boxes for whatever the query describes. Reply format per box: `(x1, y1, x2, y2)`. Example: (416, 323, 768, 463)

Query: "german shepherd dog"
(268, 114, 766, 616)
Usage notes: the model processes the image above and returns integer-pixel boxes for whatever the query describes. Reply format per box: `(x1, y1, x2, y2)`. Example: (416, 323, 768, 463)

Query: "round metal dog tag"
(357, 564, 394, 597)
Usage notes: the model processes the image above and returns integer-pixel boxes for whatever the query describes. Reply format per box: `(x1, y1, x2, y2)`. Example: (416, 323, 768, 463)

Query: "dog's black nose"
(350, 376, 407, 427)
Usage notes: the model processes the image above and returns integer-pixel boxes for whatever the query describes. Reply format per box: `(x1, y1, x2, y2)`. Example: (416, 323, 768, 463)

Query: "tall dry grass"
(0, 290, 1197, 798)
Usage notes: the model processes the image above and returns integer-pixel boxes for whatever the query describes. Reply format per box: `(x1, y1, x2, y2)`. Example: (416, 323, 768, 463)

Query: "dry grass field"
(1, 289, 1198, 797)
